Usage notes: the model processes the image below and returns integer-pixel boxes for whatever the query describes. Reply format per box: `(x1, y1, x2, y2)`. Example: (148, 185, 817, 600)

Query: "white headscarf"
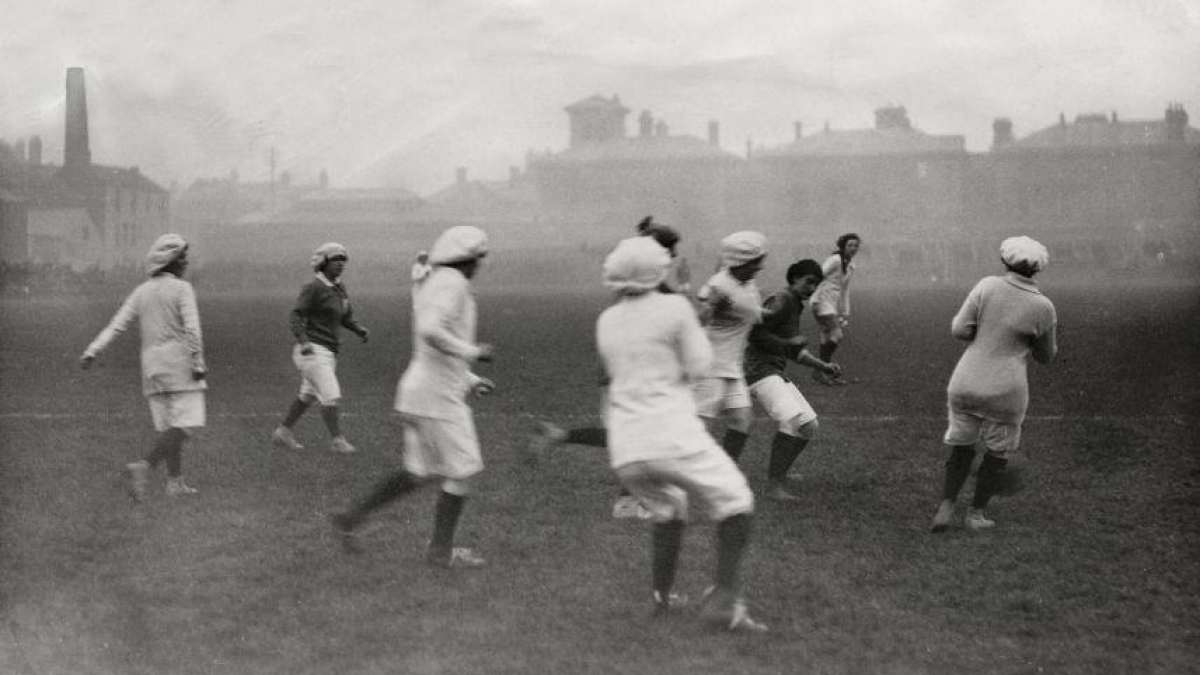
(603, 236, 671, 293)
(146, 233, 188, 275)
(1000, 236, 1049, 273)
(310, 242, 348, 271)
(719, 231, 767, 267)
(429, 226, 489, 264)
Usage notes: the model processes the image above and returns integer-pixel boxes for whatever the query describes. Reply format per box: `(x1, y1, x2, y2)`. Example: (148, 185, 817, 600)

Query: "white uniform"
(944, 273, 1057, 454)
(395, 266, 486, 479)
(84, 275, 207, 431)
(812, 253, 854, 319)
(597, 292, 753, 521)
(693, 269, 763, 415)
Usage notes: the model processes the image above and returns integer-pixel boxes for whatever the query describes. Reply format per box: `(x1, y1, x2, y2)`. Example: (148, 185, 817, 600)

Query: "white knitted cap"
(1000, 236, 1049, 273)
(603, 236, 671, 292)
(310, 242, 348, 271)
(720, 231, 767, 267)
(429, 226, 489, 264)
(146, 233, 188, 274)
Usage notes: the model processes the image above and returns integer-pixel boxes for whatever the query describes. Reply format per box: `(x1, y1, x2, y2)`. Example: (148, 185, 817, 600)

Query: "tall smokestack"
(64, 67, 91, 171)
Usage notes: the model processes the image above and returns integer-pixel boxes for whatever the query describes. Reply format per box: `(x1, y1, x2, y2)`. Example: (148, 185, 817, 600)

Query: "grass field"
(2, 274, 1198, 675)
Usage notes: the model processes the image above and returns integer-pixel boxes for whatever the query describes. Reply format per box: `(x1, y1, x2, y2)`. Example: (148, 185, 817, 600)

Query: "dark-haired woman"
(811, 233, 860, 385)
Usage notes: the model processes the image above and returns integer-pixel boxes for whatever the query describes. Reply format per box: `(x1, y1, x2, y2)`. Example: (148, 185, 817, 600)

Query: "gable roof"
(535, 134, 739, 164)
(426, 178, 536, 206)
(564, 95, 630, 115)
(0, 162, 89, 207)
(1004, 116, 1200, 150)
(85, 164, 169, 194)
(757, 127, 967, 158)
(253, 187, 423, 226)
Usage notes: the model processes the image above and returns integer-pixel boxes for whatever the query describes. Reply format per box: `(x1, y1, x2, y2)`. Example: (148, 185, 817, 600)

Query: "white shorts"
(943, 409, 1021, 456)
(147, 391, 205, 432)
(812, 300, 838, 318)
(693, 377, 751, 418)
(293, 343, 341, 405)
(615, 449, 754, 523)
(400, 412, 484, 480)
(813, 311, 844, 341)
(749, 375, 817, 426)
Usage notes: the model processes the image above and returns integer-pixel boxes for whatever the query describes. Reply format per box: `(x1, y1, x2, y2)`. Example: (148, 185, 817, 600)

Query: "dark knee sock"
(971, 454, 1008, 510)
(767, 432, 807, 482)
(942, 445, 975, 501)
(319, 405, 342, 438)
(344, 471, 419, 528)
(282, 398, 310, 428)
(651, 520, 686, 598)
(564, 427, 607, 447)
(165, 446, 182, 478)
(721, 429, 750, 462)
(166, 429, 186, 477)
(430, 491, 467, 551)
(144, 436, 170, 469)
(145, 428, 183, 471)
(819, 341, 837, 364)
(715, 513, 752, 592)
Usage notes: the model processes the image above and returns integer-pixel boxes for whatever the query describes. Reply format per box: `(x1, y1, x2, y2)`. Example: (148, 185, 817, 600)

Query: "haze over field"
(4, 0, 1199, 194)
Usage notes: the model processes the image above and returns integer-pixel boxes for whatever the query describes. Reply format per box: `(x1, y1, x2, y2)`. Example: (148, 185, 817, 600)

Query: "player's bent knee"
(728, 408, 753, 432)
(795, 418, 818, 439)
(441, 478, 472, 496)
(778, 415, 803, 437)
(711, 494, 755, 520)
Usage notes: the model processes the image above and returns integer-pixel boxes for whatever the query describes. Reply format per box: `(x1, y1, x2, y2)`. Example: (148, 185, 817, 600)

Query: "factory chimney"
(64, 67, 91, 171)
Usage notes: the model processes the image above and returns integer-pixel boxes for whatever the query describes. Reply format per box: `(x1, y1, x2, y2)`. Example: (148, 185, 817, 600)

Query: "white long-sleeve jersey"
(597, 292, 715, 468)
(395, 266, 484, 419)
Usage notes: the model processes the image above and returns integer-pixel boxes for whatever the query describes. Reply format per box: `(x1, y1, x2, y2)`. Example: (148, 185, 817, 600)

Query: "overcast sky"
(4, 0, 1199, 195)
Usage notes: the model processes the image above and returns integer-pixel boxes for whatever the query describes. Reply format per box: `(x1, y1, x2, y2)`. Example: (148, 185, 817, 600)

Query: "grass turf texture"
(2, 280, 1198, 674)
